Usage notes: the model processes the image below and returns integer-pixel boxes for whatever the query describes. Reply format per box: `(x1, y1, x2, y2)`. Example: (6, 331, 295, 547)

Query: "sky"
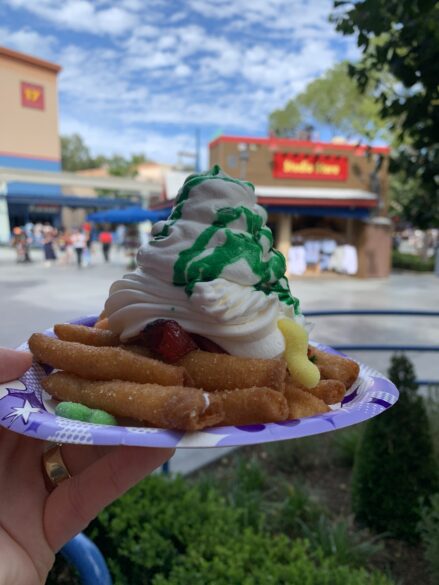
(0, 0, 360, 167)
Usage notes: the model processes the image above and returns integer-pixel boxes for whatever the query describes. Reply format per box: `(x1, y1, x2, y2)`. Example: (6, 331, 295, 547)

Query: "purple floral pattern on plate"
(0, 316, 399, 448)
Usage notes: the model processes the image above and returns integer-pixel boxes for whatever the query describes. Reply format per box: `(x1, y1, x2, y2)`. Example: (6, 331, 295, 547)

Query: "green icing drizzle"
(154, 165, 253, 240)
(154, 165, 301, 314)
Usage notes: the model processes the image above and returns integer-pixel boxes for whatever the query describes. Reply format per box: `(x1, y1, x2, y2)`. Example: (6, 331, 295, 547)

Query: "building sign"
(21, 82, 45, 110)
(273, 152, 348, 181)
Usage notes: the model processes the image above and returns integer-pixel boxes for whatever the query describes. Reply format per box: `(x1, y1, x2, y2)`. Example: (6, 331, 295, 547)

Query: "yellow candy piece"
(278, 318, 320, 389)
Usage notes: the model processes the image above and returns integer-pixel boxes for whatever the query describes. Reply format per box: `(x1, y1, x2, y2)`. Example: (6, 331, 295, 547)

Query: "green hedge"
(419, 492, 439, 583)
(352, 355, 439, 542)
(87, 474, 393, 585)
(392, 250, 435, 272)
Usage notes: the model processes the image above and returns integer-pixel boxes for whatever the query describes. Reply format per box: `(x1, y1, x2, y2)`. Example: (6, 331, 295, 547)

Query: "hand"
(0, 348, 174, 585)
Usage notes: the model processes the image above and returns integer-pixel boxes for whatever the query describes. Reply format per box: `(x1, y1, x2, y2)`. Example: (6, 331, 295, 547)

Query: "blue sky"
(0, 0, 359, 166)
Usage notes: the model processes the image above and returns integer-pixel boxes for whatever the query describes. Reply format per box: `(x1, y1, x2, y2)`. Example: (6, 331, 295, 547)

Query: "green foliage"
(352, 354, 439, 542)
(61, 133, 150, 176)
(423, 389, 439, 466)
(61, 133, 95, 171)
(269, 62, 388, 142)
(299, 515, 383, 567)
(333, 426, 364, 467)
(269, 482, 323, 536)
(264, 436, 329, 473)
(153, 532, 391, 585)
(269, 100, 302, 138)
(332, 0, 439, 228)
(88, 474, 394, 585)
(418, 493, 439, 583)
(391, 251, 435, 272)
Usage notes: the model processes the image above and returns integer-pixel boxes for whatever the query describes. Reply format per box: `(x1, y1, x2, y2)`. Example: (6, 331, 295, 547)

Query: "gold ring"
(42, 444, 72, 492)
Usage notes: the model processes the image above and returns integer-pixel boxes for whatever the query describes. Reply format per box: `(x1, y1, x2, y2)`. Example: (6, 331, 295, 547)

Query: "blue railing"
(61, 308, 439, 583)
(305, 309, 439, 386)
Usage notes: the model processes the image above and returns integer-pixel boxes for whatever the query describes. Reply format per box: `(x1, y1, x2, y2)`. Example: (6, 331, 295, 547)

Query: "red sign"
(21, 82, 45, 110)
(273, 152, 348, 181)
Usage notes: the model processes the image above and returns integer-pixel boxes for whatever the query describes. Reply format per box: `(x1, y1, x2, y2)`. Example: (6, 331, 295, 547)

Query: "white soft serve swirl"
(105, 170, 302, 358)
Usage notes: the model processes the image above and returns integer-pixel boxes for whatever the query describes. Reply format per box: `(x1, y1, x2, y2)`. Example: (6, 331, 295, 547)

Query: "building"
(0, 46, 157, 243)
(209, 135, 391, 278)
(0, 46, 62, 238)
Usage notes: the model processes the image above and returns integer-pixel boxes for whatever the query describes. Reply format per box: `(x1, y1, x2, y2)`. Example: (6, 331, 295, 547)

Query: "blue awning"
(6, 193, 138, 209)
(147, 203, 371, 220)
(87, 206, 170, 223)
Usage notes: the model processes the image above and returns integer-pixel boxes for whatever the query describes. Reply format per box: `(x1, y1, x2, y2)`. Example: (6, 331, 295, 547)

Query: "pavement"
(1, 245, 438, 474)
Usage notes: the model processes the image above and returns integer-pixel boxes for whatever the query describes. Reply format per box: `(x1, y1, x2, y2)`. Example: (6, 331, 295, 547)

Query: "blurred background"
(0, 1, 438, 584)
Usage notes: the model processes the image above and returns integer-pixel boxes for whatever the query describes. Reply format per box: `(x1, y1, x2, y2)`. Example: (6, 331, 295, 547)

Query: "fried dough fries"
(29, 323, 360, 431)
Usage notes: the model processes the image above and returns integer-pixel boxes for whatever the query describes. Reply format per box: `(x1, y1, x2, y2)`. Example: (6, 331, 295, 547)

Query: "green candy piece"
(89, 410, 118, 426)
(55, 402, 92, 422)
(55, 401, 117, 425)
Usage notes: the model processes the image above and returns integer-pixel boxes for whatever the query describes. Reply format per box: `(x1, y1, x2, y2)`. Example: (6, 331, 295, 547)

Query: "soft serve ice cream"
(105, 165, 319, 385)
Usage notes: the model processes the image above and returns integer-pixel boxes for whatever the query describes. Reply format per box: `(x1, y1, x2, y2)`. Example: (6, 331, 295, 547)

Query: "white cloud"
(4, 0, 136, 36)
(60, 115, 197, 164)
(2, 0, 361, 167)
(0, 27, 57, 60)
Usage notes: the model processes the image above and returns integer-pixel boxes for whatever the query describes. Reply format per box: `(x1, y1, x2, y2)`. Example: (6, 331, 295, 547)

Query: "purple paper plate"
(0, 316, 398, 448)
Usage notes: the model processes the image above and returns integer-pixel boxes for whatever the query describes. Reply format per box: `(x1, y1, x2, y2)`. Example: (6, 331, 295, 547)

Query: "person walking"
(42, 223, 57, 267)
(70, 228, 87, 268)
(99, 228, 113, 263)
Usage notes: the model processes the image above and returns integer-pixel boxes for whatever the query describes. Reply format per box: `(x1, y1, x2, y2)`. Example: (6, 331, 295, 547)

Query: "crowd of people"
(9, 221, 134, 268)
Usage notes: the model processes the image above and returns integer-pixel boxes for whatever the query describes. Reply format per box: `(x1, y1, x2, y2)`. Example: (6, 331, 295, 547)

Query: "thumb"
(0, 348, 33, 382)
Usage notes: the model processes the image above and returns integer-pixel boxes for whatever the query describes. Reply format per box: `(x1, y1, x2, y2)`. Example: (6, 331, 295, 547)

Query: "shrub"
(264, 435, 329, 472)
(153, 533, 392, 585)
(88, 474, 394, 585)
(268, 482, 323, 536)
(392, 250, 434, 272)
(299, 515, 383, 567)
(333, 426, 364, 467)
(352, 354, 439, 542)
(419, 492, 439, 583)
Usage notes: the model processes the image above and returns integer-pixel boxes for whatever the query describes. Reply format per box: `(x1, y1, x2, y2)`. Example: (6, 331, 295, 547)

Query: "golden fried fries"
(217, 386, 288, 426)
(299, 379, 346, 405)
(308, 346, 360, 389)
(29, 333, 188, 386)
(42, 372, 223, 431)
(284, 382, 330, 419)
(54, 323, 120, 346)
(177, 350, 287, 392)
(29, 319, 362, 431)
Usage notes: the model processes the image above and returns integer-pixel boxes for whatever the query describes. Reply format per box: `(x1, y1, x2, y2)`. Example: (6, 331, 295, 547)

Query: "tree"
(106, 153, 150, 177)
(332, 0, 439, 228)
(269, 101, 302, 138)
(352, 354, 438, 542)
(269, 62, 388, 142)
(60, 133, 96, 171)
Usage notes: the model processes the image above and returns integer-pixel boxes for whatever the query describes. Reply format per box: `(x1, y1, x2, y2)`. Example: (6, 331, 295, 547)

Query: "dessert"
(29, 166, 360, 431)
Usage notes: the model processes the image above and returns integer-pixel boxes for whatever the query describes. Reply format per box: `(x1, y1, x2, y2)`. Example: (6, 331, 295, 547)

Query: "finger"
(45, 446, 174, 551)
(0, 349, 32, 383)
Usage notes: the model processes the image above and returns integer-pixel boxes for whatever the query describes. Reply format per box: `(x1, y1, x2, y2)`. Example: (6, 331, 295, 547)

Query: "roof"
(0, 46, 61, 74)
(152, 184, 378, 212)
(7, 192, 137, 209)
(209, 135, 390, 155)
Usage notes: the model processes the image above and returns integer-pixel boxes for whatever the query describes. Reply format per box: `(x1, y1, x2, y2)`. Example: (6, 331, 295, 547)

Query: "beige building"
(209, 136, 391, 278)
(0, 46, 61, 160)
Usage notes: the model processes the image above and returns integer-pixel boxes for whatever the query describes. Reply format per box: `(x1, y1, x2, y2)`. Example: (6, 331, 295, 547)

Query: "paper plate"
(0, 316, 398, 448)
